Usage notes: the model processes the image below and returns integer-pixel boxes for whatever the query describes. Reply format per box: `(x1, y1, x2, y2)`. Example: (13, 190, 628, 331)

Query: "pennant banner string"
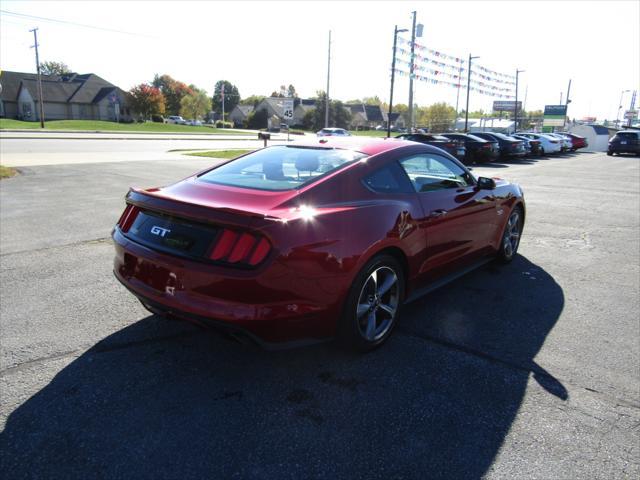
(392, 68, 516, 99)
(395, 37, 517, 85)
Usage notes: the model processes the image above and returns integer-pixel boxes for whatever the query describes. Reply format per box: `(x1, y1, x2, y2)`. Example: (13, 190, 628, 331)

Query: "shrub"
(215, 121, 233, 128)
(151, 114, 165, 123)
(247, 109, 268, 130)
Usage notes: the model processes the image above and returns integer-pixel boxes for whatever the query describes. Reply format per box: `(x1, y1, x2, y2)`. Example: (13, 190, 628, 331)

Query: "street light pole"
(616, 89, 630, 128)
(514, 69, 525, 133)
(464, 54, 479, 132)
(407, 11, 417, 131)
(387, 25, 408, 138)
(325, 30, 331, 128)
(563, 79, 571, 129)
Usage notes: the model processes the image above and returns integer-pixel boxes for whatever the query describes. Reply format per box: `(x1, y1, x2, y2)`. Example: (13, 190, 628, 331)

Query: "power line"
(0, 10, 158, 39)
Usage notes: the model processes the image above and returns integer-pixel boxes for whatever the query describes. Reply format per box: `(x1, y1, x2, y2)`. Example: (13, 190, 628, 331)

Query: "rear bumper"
(112, 229, 341, 345)
(608, 144, 640, 154)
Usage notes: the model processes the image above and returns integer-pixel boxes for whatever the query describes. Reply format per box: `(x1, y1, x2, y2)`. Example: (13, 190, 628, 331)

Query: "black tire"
(497, 206, 524, 263)
(607, 151, 613, 156)
(338, 254, 405, 352)
(539, 147, 545, 156)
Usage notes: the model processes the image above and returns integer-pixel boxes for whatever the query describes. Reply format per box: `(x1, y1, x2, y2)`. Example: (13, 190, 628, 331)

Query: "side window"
(363, 162, 414, 194)
(399, 154, 473, 193)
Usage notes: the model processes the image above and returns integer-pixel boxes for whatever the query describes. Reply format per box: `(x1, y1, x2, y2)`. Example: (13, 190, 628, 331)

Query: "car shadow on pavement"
(0, 255, 564, 479)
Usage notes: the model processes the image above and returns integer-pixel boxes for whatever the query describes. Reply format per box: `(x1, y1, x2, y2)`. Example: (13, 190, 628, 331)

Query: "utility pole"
(559, 92, 563, 105)
(30, 28, 45, 128)
(464, 54, 479, 132)
(387, 25, 408, 138)
(325, 30, 331, 128)
(407, 11, 417, 131)
(514, 69, 525, 133)
(221, 85, 225, 126)
(563, 79, 571, 129)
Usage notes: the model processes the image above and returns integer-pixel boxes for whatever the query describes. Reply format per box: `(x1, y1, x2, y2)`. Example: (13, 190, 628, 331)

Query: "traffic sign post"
(282, 99, 294, 141)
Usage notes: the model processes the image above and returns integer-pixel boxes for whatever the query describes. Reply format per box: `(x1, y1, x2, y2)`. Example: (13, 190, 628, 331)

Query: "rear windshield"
(490, 132, 515, 140)
(466, 134, 488, 142)
(616, 132, 638, 140)
(198, 145, 367, 191)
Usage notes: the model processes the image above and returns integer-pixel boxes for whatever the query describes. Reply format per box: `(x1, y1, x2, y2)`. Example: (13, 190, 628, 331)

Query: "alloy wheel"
(503, 210, 522, 259)
(356, 266, 400, 342)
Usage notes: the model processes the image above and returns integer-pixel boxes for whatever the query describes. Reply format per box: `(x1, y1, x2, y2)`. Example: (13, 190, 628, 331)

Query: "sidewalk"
(0, 130, 288, 141)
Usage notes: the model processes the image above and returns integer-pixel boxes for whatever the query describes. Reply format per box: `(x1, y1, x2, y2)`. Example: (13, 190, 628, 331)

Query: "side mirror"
(477, 176, 496, 190)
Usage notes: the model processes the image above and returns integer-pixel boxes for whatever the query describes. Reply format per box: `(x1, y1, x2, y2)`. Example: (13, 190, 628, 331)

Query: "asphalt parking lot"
(1, 150, 638, 479)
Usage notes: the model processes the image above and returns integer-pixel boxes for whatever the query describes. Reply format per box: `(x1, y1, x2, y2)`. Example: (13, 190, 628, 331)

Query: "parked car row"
(398, 130, 588, 164)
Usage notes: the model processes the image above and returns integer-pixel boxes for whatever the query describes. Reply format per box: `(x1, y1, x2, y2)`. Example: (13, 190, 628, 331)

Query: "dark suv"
(608, 130, 640, 156)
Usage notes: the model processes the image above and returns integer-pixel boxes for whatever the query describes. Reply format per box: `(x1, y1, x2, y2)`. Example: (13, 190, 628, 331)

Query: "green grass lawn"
(185, 149, 254, 159)
(0, 119, 246, 135)
(351, 130, 393, 138)
(0, 165, 17, 179)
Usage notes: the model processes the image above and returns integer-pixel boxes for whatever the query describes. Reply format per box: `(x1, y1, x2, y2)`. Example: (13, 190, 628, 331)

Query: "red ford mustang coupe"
(113, 137, 525, 351)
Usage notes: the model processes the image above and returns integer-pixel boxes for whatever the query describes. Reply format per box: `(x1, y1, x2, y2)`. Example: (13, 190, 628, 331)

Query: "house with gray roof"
(228, 105, 254, 127)
(0, 70, 132, 122)
(345, 103, 396, 130)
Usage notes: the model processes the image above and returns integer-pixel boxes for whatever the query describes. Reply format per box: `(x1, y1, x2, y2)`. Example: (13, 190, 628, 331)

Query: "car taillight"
(482, 144, 492, 149)
(209, 228, 271, 266)
(444, 142, 456, 148)
(117, 205, 140, 233)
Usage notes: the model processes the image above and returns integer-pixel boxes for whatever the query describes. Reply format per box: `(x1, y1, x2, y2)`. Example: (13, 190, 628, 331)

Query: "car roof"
(290, 136, 419, 155)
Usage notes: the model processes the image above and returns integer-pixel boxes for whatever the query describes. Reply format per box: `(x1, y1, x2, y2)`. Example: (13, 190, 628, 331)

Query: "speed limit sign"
(283, 99, 294, 120)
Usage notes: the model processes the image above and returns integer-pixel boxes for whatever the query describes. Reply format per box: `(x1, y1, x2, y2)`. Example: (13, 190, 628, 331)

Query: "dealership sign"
(543, 104, 567, 127)
(492, 100, 521, 112)
(623, 110, 638, 120)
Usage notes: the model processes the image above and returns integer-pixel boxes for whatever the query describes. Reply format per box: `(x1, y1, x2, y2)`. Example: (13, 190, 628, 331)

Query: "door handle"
(429, 209, 448, 218)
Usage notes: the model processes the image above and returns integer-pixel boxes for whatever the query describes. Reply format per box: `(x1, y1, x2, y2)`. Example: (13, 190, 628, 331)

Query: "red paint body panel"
(113, 141, 525, 346)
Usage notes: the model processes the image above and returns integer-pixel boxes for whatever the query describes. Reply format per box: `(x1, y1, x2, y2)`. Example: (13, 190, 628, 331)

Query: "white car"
(516, 133, 563, 155)
(185, 119, 203, 126)
(166, 115, 187, 125)
(545, 133, 572, 152)
(316, 128, 351, 137)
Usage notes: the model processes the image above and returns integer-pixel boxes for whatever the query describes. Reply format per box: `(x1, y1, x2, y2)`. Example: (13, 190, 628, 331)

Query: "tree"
(270, 85, 286, 98)
(362, 96, 382, 105)
(287, 84, 297, 98)
(240, 95, 266, 107)
(152, 74, 193, 116)
(212, 80, 240, 115)
(246, 108, 268, 129)
(180, 90, 210, 120)
(417, 102, 456, 133)
(305, 91, 352, 130)
(127, 84, 165, 119)
(39, 61, 72, 76)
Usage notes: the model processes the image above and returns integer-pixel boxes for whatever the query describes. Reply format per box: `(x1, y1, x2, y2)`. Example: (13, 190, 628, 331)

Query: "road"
(0, 151, 638, 479)
(0, 132, 292, 166)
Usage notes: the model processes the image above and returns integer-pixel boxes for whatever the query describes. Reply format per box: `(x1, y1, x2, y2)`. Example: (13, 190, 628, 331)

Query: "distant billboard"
(543, 105, 567, 127)
(492, 100, 521, 112)
(623, 110, 638, 120)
